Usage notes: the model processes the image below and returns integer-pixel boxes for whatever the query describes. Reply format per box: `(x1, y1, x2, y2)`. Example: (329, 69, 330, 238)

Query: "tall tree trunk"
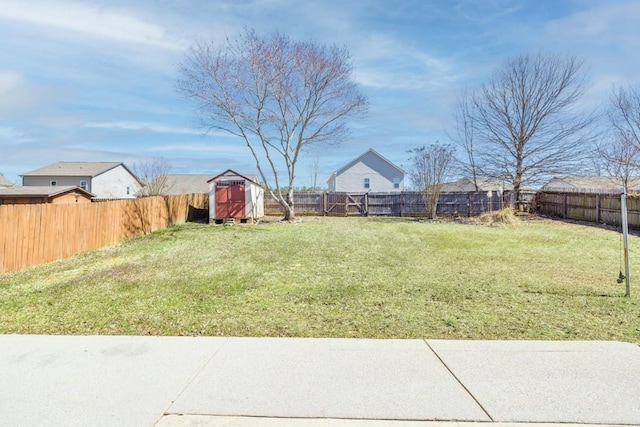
(283, 189, 295, 221)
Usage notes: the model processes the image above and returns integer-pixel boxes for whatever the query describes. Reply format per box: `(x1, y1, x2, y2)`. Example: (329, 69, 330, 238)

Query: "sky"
(2, 0, 640, 188)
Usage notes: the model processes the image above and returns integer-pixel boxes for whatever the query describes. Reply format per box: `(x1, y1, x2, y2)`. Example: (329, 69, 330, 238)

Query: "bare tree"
(598, 85, 640, 190)
(452, 93, 481, 191)
(134, 157, 172, 196)
(462, 52, 594, 202)
(408, 143, 455, 219)
(176, 29, 368, 220)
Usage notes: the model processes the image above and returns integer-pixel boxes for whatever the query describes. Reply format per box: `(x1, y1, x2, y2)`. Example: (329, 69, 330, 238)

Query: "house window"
(50, 180, 57, 186)
(126, 186, 130, 195)
(364, 178, 370, 189)
(393, 178, 400, 189)
(80, 180, 87, 190)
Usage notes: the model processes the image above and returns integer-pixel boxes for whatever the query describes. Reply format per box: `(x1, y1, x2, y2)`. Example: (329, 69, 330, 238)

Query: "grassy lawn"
(1, 216, 639, 342)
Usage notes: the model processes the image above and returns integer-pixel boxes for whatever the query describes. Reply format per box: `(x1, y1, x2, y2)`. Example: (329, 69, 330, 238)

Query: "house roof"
(207, 169, 261, 186)
(327, 148, 405, 184)
(21, 162, 126, 177)
(0, 185, 95, 198)
(161, 174, 212, 195)
(542, 176, 640, 192)
(0, 175, 14, 187)
(440, 177, 512, 193)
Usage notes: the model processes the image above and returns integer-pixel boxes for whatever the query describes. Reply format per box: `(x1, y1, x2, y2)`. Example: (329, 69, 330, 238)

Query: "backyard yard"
(0, 215, 638, 342)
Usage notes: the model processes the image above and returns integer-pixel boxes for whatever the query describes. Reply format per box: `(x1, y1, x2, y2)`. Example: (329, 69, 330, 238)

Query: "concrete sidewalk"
(0, 336, 638, 426)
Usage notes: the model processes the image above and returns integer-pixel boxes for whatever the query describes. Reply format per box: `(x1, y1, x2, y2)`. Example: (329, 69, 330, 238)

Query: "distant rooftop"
(21, 162, 124, 177)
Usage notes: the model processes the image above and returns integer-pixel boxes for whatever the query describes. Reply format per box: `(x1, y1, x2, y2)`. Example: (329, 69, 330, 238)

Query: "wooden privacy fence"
(0, 193, 208, 274)
(537, 191, 640, 228)
(265, 191, 524, 217)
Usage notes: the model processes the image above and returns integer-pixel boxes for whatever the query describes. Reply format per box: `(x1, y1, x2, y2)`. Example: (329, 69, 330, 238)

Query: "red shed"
(207, 170, 264, 223)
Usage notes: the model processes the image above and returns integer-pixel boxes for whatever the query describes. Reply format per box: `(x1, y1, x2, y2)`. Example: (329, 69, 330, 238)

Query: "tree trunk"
(282, 189, 295, 221)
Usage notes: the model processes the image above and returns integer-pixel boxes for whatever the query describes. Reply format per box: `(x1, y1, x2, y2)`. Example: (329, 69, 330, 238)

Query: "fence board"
(0, 194, 208, 274)
(537, 191, 640, 229)
(264, 191, 521, 217)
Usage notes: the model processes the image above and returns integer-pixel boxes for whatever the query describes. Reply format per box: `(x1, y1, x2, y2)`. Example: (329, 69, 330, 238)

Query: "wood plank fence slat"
(0, 194, 208, 274)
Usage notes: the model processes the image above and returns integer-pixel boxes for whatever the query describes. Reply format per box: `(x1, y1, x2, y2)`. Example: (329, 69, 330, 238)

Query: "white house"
(21, 162, 142, 199)
(207, 169, 264, 223)
(327, 149, 405, 192)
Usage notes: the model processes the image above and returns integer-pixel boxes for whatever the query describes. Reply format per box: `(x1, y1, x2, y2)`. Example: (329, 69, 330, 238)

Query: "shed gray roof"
(21, 162, 124, 177)
(0, 186, 95, 198)
(162, 174, 213, 195)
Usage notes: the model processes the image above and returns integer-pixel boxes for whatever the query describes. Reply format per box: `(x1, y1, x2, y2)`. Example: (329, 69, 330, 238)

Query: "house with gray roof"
(0, 174, 14, 189)
(440, 177, 512, 193)
(158, 174, 212, 195)
(542, 176, 640, 193)
(21, 162, 141, 199)
(327, 149, 405, 193)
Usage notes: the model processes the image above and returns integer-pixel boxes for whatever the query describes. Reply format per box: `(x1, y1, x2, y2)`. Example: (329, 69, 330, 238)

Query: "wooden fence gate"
(325, 193, 368, 216)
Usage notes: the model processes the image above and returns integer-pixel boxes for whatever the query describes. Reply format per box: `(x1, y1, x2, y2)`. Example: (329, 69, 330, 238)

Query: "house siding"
(91, 165, 141, 199)
(332, 151, 404, 193)
(23, 176, 92, 189)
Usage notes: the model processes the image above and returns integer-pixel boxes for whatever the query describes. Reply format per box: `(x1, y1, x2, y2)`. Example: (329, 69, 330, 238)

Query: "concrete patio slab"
(427, 340, 640, 425)
(156, 416, 638, 427)
(168, 337, 490, 421)
(0, 335, 227, 427)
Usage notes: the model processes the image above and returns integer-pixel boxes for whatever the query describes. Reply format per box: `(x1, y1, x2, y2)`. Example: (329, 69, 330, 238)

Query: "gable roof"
(328, 148, 405, 184)
(0, 175, 14, 187)
(21, 162, 127, 177)
(161, 174, 212, 195)
(0, 185, 95, 198)
(207, 169, 261, 186)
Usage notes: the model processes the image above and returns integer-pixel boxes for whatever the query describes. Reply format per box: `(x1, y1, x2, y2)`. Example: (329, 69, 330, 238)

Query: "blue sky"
(1, 0, 639, 188)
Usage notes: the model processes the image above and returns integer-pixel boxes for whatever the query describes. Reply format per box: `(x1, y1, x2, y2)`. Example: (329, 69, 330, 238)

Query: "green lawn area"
(1, 216, 638, 342)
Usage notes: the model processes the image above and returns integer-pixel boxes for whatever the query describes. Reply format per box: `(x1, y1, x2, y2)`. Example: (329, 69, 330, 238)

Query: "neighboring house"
(208, 169, 264, 223)
(440, 177, 512, 193)
(21, 162, 141, 199)
(0, 175, 14, 189)
(327, 149, 405, 192)
(0, 186, 95, 205)
(157, 174, 212, 195)
(541, 176, 640, 193)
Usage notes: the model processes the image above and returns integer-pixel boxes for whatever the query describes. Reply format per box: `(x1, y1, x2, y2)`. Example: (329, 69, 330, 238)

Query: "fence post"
(563, 193, 568, 218)
(344, 193, 348, 216)
(364, 193, 369, 216)
(595, 194, 601, 224)
(466, 193, 471, 217)
(323, 191, 327, 216)
(399, 192, 403, 217)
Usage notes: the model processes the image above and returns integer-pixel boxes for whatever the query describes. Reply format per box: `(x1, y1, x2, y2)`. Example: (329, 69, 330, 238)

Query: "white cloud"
(0, 71, 62, 115)
(455, 0, 523, 22)
(84, 121, 205, 136)
(0, 0, 183, 50)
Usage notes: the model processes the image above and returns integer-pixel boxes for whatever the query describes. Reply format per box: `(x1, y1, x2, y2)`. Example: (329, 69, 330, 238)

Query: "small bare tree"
(452, 93, 481, 191)
(408, 143, 455, 219)
(462, 52, 594, 202)
(176, 28, 367, 220)
(598, 85, 640, 190)
(134, 157, 172, 196)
